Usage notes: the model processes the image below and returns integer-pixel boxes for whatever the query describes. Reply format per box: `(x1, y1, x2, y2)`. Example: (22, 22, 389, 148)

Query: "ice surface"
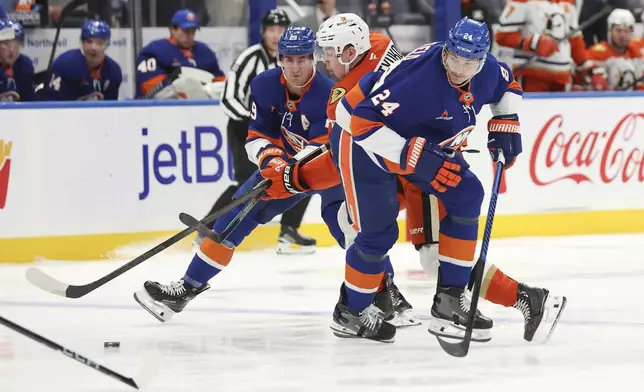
(1, 234, 643, 392)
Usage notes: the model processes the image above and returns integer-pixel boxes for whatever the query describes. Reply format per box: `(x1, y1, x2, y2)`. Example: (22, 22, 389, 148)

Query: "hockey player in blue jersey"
(48, 20, 122, 101)
(135, 9, 226, 99)
(0, 20, 35, 101)
(133, 26, 350, 322)
(327, 17, 541, 343)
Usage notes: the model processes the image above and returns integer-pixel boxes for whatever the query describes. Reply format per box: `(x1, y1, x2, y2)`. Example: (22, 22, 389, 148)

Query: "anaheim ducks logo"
(329, 87, 347, 105)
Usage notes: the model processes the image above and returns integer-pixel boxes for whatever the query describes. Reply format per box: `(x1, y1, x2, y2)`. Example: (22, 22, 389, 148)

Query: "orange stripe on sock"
(200, 238, 235, 267)
(481, 264, 518, 307)
(345, 264, 384, 293)
(439, 234, 476, 263)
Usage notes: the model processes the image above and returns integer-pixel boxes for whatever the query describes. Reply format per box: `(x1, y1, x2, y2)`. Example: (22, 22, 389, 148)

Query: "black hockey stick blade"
(179, 185, 264, 244)
(0, 315, 158, 389)
(179, 213, 223, 243)
(25, 179, 271, 299)
(435, 161, 504, 357)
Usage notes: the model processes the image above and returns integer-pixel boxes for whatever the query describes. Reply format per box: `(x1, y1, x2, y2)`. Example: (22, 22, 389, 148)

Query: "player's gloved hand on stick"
(487, 114, 522, 169)
(399, 137, 469, 193)
(257, 145, 308, 200)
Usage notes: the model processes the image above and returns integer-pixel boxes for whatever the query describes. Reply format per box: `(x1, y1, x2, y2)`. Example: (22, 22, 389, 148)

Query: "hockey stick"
(37, 0, 92, 98)
(25, 180, 271, 299)
(179, 183, 265, 243)
(0, 315, 157, 389)
(435, 157, 505, 358)
(514, 3, 614, 74)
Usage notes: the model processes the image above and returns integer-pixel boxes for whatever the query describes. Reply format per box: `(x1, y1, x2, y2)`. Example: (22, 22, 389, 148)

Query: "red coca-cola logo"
(530, 113, 644, 186)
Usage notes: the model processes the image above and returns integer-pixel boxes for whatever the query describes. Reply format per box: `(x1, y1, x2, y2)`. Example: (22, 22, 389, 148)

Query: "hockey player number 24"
(371, 89, 399, 117)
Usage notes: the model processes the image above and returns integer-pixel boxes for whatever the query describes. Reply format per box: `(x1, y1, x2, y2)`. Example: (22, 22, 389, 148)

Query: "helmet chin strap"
(338, 51, 359, 77)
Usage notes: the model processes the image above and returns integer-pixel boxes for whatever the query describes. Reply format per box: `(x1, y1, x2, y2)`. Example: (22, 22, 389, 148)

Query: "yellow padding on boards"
(1, 209, 643, 263)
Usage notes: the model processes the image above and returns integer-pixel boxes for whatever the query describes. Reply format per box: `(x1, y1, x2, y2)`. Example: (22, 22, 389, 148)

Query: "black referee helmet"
(262, 9, 291, 30)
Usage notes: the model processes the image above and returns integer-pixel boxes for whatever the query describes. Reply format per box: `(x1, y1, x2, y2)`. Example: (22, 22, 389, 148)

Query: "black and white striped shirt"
(221, 43, 276, 121)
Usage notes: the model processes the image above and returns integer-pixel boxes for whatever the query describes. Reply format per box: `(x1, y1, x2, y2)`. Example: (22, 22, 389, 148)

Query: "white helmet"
(607, 9, 635, 47)
(316, 13, 371, 63)
(607, 8, 635, 30)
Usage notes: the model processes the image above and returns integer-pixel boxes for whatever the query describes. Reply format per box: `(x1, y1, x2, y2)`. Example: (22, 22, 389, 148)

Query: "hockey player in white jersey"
(584, 8, 644, 91)
(496, 0, 607, 92)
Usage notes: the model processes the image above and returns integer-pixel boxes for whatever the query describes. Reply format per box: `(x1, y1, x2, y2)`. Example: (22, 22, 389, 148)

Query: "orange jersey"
(587, 41, 644, 90)
(587, 41, 643, 61)
(326, 32, 403, 122)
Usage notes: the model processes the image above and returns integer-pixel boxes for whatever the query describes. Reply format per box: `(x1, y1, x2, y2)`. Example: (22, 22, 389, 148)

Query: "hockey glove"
(257, 146, 308, 200)
(399, 137, 469, 193)
(520, 34, 559, 58)
(487, 114, 522, 169)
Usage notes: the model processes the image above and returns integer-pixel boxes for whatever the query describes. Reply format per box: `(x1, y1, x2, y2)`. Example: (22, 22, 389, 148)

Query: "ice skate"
(134, 279, 210, 323)
(514, 283, 567, 343)
(387, 279, 421, 327)
(427, 286, 493, 342)
(330, 285, 396, 343)
(276, 226, 317, 254)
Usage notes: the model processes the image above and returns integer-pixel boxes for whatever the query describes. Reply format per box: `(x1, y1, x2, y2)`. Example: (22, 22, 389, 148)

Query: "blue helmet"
(278, 26, 316, 57)
(445, 17, 490, 60)
(81, 19, 111, 41)
(9, 20, 23, 42)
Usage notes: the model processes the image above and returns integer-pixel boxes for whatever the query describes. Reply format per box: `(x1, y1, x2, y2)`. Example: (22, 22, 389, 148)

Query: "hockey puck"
(104, 342, 120, 349)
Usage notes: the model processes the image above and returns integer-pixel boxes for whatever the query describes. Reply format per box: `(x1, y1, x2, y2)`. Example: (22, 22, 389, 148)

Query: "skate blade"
(532, 293, 567, 344)
(427, 317, 492, 342)
(387, 309, 422, 328)
(276, 242, 316, 255)
(133, 289, 175, 323)
(329, 321, 395, 343)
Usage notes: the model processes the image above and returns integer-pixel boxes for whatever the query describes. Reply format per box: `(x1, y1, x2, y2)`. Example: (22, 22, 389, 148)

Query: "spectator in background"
(298, 0, 337, 31)
(0, 19, 34, 101)
(462, 0, 503, 37)
(139, 0, 210, 27)
(199, 9, 318, 254)
(49, 0, 113, 27)
(48, 20, 122, 100)
(135, 9, 224, 99)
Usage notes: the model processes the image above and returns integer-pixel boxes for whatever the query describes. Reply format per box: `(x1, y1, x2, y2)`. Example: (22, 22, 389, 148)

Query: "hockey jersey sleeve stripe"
(246, 129, 282, 146)
(246, 129, 283, 165)
(352, 123, 407, 169)
(344, 84, 367, 110)
(214, 75, 226, 82)
(140, 74, 167, 96)
(350, 115, 384, 139)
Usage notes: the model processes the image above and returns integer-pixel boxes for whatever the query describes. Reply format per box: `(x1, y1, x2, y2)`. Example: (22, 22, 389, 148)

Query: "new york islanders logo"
(0, 140, 12, 209)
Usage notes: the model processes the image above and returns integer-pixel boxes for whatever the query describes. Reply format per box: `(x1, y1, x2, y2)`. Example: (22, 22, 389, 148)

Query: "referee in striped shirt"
(200, 9, 318, 253)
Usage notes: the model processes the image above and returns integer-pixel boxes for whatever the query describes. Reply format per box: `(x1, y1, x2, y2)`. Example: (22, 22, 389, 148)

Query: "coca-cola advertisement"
(468, 98, 644, 216)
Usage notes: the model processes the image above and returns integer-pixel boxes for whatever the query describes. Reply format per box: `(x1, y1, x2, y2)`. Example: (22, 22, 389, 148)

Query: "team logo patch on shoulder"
(329, 87, 347, 105)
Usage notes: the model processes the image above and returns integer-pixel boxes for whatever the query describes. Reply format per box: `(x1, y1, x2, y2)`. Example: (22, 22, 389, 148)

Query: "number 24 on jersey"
(371, 89, 399, 117)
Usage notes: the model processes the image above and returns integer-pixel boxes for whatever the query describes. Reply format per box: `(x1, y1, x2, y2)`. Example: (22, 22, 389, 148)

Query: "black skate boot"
(373, 283, 394, 320)
(134, 279, 210, 323)
(330, 285, 396, 343)
(387, 277, 421, 327)
(427, 286, 493, 342)
(514, 283, 567, 343)
(276, 226, 317, 255)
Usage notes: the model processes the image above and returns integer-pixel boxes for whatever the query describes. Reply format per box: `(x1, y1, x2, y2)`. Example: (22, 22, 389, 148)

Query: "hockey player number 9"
(370, 89, 399, 117)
